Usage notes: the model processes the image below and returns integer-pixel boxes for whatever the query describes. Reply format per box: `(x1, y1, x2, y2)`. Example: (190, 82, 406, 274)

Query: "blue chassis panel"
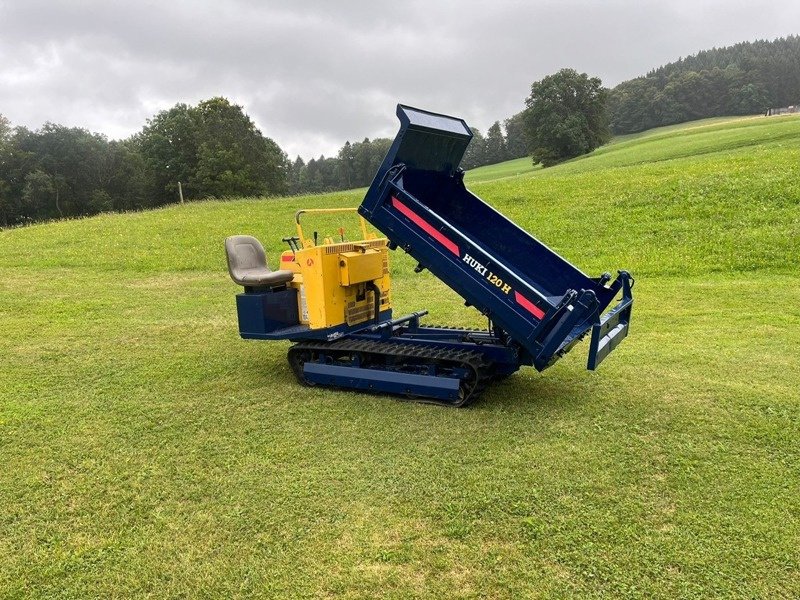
(240, 310, 394, 340)
(303, 362, 462, 401)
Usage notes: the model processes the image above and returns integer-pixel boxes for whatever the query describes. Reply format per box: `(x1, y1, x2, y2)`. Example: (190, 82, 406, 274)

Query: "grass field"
(2, 115, 799, 598)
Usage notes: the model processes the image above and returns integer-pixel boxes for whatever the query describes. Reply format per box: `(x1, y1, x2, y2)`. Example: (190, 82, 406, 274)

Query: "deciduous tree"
(136, 97, 287, 203)
(524, 68, 610, 167)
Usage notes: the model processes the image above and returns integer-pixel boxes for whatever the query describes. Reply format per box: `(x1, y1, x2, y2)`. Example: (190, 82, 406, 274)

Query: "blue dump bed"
(360, 105, 633, 370)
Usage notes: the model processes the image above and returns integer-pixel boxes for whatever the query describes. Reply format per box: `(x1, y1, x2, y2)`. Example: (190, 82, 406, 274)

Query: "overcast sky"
(1, 1, 798, 159)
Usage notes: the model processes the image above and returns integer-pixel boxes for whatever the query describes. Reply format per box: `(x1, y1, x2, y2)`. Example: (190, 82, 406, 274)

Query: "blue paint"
(359, 104, 635, 372)
(303, 362, 461, 401)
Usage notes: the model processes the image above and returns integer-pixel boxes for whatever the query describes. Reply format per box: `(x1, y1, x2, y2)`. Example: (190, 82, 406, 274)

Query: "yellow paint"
(338, 249, 384, 286)
(275, 207, 392, 330)
(293, 239, 391, 329)
(278, 250, 301, 274)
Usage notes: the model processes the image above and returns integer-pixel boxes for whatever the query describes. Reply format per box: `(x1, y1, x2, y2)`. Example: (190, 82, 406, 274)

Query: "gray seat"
(225, 235, 294, 288)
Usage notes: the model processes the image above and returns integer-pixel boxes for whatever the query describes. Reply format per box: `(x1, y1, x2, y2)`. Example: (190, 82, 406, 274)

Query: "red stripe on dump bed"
(514, 291, 545, 320)
(391, 196, 460, 256)
(281, 254, 294, 262)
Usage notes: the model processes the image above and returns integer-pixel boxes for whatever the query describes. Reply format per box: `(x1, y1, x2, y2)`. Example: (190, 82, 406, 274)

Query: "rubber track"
(287, 338, 494, 407)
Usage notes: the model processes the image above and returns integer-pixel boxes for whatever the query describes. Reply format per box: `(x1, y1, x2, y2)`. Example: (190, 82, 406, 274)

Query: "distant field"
(465, 156, 539, 183)
(1, 115, 799, 598)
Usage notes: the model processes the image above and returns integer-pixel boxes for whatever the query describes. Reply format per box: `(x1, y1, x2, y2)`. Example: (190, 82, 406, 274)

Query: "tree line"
(0, 98, 530, 226)
(286, 34, 800, 187)
(4, 36, 797, 226)
(609, 35, 800, 134)
(0, 98, 287, 226)
(284, 117, 530, 195)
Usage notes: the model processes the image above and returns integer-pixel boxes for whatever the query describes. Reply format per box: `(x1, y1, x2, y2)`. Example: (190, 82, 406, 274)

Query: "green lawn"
(466, 157, 539, 183)
(1, 115, 799, 598)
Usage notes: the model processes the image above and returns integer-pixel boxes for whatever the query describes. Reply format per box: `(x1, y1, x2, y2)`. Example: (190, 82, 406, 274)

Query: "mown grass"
(466, 157, 539, 183)
(1, 115, 799, 598)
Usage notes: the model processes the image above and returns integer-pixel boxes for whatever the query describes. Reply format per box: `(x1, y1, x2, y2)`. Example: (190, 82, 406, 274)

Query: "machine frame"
(228, 105, 635, 406)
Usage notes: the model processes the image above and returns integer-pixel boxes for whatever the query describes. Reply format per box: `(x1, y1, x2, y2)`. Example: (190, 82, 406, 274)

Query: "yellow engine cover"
(339, 249, 384, 286)
(295, 240, 391, 329)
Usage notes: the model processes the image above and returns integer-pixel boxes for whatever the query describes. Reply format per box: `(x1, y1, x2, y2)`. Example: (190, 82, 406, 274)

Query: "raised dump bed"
(359, 105, 633, 370)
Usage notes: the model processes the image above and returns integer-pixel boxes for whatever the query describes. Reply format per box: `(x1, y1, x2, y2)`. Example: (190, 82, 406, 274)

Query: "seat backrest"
(225, 235, 271, 283)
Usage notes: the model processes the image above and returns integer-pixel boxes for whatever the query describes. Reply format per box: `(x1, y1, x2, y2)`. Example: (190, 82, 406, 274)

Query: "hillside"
(1, 115, 799, 597)
(609, 35, 800, 134)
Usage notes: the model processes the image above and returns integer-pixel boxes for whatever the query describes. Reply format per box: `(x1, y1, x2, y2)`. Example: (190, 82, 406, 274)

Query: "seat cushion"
(235, 268, 294, 287)
(225, 235, 293, 287)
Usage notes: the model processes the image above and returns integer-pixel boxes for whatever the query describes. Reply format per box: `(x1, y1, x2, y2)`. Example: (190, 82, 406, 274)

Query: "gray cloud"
(1, 0, 798, 158)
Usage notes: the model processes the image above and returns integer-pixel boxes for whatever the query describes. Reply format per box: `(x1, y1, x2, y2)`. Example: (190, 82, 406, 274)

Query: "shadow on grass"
(473, 372, 594, 415)
(241, 346, 592, 419)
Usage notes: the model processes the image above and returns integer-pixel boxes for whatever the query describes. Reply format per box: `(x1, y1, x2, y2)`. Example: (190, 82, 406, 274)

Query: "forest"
(2, 36, 798, 226)
(0, 100, 525, 226)
(608, 35, 800, 133)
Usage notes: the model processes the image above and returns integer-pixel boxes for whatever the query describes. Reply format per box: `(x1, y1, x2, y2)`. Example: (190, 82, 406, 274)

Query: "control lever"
(281, 236, 300, 255)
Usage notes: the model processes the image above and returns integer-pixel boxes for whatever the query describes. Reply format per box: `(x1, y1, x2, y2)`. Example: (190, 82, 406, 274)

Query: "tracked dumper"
(225, 105, 634, 406)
